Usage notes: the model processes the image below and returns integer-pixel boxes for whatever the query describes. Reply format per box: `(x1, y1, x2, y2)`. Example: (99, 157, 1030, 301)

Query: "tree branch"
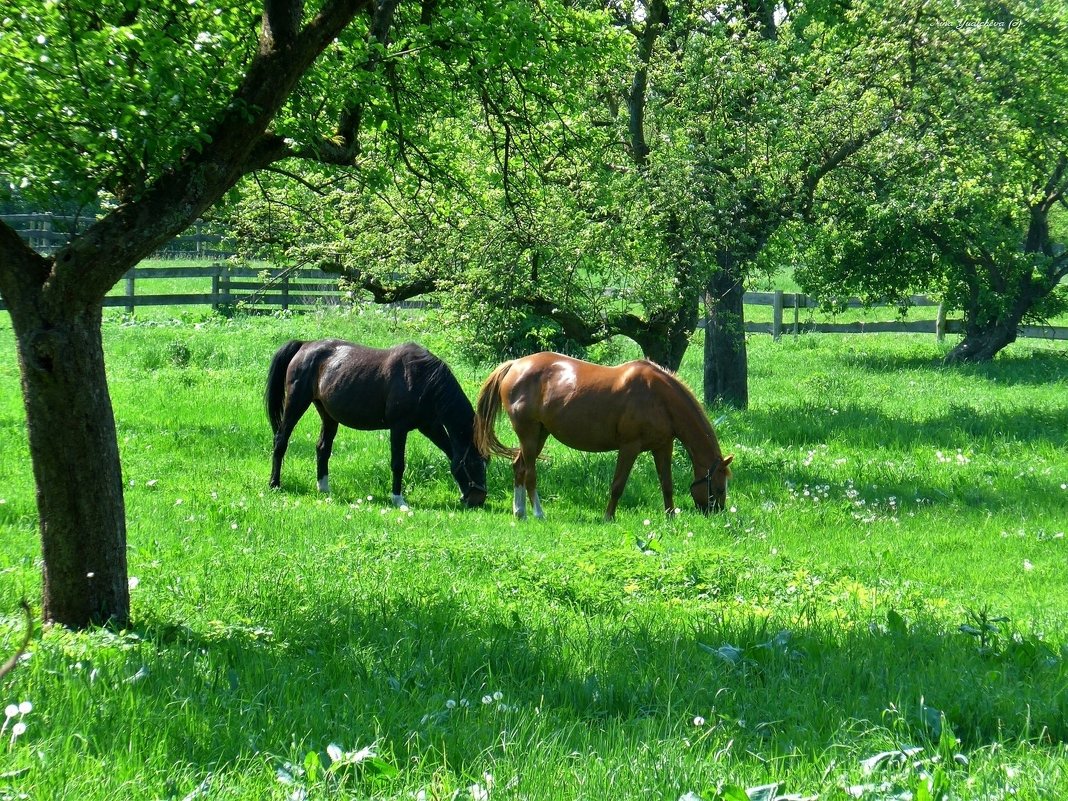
(49, 0, 373, 307)
(0, 220, 52, 309)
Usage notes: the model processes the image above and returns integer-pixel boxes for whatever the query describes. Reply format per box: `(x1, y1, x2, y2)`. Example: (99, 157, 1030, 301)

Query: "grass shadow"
(837, 347, 1068, 387)
(116, 585, 1068, 787)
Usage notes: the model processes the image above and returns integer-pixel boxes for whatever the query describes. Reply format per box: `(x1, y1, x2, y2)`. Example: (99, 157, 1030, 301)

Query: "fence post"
(35, 216, 52, 251)
(936, 302, 946, 343)
(793, 293, 801, 337)
(281, 273, 290, 311)
(772, 289, 784, 341)
(211, 264, 221, 310)
(125, 270, 135, 314)
(220, 265, 231, 306)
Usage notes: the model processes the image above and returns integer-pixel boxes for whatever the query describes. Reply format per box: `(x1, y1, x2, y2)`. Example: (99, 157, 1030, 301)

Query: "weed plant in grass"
(0, 307, 1065, 800)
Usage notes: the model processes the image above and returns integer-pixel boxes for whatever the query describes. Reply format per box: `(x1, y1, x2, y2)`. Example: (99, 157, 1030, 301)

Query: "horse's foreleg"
(314, 406, 339, 493)
(652, 445, 675, 515)
(605, 445, 641, 521)
(390, 428, 410, 511)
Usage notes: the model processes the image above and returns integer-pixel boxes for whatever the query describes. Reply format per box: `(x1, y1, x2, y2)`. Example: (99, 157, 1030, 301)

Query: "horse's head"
(691, 455, 733, 514)
(452, 447, 488, 508)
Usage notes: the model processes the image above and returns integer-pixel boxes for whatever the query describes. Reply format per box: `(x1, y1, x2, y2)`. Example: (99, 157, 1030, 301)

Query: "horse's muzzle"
(463, 489, 488, 509)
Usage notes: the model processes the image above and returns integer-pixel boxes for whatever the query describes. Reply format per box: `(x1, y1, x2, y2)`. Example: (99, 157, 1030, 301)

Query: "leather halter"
(456, 445, 488, 495)
(689, 458, 723, 498)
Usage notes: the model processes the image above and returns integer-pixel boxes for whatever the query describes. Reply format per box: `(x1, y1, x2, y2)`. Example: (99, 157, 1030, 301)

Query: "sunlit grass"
(0, 307, 1065, 800)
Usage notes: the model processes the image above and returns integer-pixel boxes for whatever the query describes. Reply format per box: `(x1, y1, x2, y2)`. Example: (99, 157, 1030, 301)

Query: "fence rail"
(1, 213, 233, 259)
(0, 264, 345, 313)
(742, 289, 1068, 342)
(1, 263, 1066, 342)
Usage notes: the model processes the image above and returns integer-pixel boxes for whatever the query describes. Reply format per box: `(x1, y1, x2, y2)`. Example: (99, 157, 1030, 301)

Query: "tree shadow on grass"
(834, 346, 1068, 387)
(111, 584, 1068, 795)
(739, 402, 1068, 451)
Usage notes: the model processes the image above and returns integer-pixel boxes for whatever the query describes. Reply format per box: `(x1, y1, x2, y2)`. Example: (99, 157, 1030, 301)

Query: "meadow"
(0, 305, 1065, 800)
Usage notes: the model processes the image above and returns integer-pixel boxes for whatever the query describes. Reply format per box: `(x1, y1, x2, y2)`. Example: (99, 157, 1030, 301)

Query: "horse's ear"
(720, 455, 734, 471)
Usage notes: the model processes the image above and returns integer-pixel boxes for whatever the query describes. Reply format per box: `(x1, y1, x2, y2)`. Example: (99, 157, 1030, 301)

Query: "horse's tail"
(265, 340, 305, 434)
(475, 360, 519, 460)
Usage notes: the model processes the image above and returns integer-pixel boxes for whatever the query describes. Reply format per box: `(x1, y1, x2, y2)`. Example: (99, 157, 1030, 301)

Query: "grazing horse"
(475, 352, 732, 520)
(265, 340, 487, 509)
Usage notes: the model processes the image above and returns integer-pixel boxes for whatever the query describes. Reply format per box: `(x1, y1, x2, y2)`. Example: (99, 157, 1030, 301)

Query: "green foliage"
(0, 1, 259, 206)
(788, 0, 1068, 354)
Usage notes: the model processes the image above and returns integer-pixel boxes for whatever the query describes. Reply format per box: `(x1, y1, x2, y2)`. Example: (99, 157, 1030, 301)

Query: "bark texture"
(703, 263, 749, 409)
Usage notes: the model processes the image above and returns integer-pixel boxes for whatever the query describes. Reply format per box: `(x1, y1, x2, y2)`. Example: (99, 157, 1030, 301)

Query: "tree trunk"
(703, 263, 749, 408)
(12, 302, 130, 627)
(943, 322, 1019, 363)
(631, 311, 696, 372)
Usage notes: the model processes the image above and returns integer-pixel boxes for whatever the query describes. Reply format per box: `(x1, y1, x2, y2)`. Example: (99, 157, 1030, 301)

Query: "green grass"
(0, 306, 1066, 800)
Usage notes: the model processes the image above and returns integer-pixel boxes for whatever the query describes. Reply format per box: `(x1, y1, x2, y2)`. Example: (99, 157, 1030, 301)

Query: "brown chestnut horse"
(265, 340, 487, 509)
(475, 352, 732, 520)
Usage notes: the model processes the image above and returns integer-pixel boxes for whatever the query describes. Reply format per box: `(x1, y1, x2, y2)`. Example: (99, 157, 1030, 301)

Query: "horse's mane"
(639, 359, 722, 452)
(402, 344, 475, 431)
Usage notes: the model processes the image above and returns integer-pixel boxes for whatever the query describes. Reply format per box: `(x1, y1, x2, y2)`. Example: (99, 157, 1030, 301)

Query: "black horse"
(265, 340, 487, 508)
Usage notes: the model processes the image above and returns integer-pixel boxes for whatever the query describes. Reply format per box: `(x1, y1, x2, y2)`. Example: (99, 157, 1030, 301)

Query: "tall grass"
(0, 306, 1065, 800)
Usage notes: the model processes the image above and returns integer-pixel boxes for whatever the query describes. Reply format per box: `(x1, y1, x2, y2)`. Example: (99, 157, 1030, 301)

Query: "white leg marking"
(531, 490, 545, 520)
(391, 493, 410, 512)
(317, 476, 330, 493)
(513, 486, 527, 519)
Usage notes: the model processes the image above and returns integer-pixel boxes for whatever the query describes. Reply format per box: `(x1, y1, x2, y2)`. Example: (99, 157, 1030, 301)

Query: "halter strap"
(689, 458, 722, 493)
(456, 445, 488, 493)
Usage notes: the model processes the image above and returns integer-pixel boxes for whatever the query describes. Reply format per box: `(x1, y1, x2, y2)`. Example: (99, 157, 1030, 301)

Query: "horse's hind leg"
(269, 377, 314, 489)
(513, 425, 549, 519)
(313, 402, 339, 493)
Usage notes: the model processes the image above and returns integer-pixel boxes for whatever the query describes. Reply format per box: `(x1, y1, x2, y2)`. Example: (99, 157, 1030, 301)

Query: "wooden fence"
(742, 290, 1068, 342)
(0, 263, 1065, 342)
(1, 213, 232, 259)
(0, 265, 345, 313)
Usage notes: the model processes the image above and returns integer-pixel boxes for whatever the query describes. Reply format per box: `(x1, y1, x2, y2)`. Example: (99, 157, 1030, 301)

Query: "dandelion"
(693, 715, 706, 727)
(2, 701, 31, 741)
(482, 695, 493, 705)
(493, 691, 503, 701)
(128, 577, 140, 590)
(1023, 560, 1034, 571)
(445, 699, 457, 709)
